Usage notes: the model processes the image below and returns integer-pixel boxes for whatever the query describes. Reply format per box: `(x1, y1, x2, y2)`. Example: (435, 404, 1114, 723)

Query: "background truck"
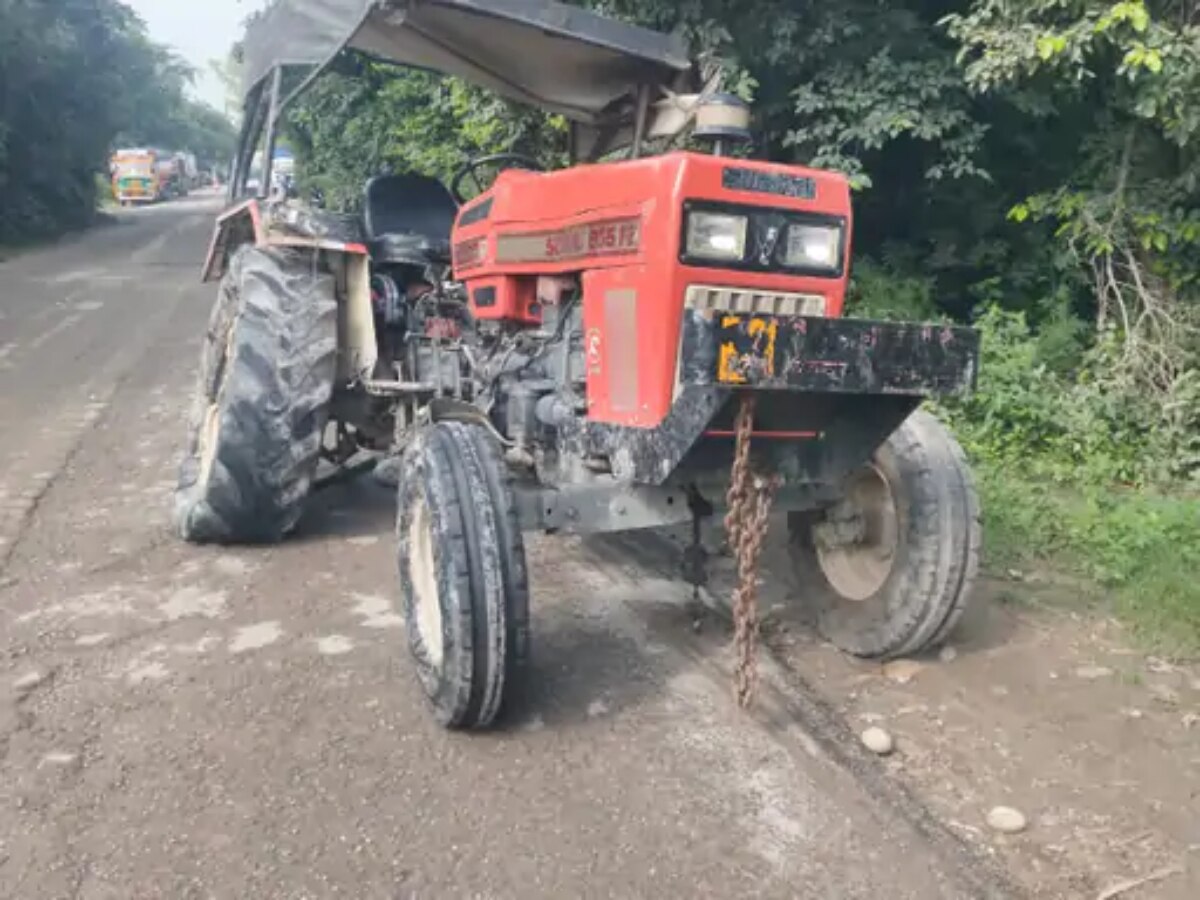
(111, 148, 163, 205)
(110, 147, 191, 204)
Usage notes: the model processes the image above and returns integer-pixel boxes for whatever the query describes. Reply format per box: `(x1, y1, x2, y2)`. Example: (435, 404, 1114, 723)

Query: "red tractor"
(179, 0, 981, 729)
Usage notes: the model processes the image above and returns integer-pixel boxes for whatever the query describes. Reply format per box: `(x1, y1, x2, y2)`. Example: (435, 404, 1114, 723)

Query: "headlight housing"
(782, 223, 842, 271)
(685, 211, 748, 261)
(681, 202, 846, 276)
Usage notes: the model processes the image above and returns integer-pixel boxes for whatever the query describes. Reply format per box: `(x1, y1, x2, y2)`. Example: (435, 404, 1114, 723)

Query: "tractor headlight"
(686, 211, 748, 261)
(782, 223, 842, 271)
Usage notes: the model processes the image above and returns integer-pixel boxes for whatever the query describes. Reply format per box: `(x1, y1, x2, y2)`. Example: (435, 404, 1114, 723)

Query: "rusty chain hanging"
(724, 394, 780, 709)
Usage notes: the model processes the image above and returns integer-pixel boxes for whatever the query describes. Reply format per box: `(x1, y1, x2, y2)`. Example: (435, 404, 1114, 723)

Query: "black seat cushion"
(363, 173, 457, 266)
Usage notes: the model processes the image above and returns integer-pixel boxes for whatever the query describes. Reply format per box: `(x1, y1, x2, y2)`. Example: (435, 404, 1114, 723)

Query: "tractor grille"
(685, 284, 827, 317)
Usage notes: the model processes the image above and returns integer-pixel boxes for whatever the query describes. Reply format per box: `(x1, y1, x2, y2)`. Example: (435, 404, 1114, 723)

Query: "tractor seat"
(369, 233, 452, 266)
(363, 173, 457, 267)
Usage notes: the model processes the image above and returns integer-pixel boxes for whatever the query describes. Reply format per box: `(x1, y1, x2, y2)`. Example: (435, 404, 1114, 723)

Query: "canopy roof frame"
(242, 0, 691, 117)
(232, 0, 698, 199)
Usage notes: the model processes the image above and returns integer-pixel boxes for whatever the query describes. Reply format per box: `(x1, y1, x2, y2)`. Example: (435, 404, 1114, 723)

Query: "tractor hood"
(242, 0, 693, 127)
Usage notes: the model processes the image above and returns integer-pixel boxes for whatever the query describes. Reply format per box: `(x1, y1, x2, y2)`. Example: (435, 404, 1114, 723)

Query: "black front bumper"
(680, 310, 979, 397)
(561, 311, 980, 488)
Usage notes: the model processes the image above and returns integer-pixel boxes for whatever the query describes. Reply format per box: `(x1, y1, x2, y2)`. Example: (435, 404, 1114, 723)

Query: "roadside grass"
(1113, 545, 1200, 659)
(976, 462, 1200, 659)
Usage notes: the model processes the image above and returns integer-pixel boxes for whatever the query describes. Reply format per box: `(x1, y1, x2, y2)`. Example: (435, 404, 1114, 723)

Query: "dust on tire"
(396, 422, 525, 729)
(789, 410, 982, 658)
(175, 245, 337, 544)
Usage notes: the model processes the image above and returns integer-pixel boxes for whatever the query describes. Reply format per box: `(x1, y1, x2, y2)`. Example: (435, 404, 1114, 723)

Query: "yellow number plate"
(716, 315, 779, 384)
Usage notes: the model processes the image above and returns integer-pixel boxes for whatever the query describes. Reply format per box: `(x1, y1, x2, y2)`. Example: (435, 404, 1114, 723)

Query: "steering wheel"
(450, 153, 545, 203)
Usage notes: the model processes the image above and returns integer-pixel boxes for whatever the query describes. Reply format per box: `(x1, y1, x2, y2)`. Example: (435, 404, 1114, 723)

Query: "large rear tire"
(396, 422, 528, 729)
(789, 410, 981, 658)
(174, 245, 337, 544)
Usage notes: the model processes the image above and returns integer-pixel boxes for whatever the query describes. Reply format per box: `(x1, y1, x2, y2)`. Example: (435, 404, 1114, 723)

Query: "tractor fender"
(427, 398, 500, 431)
(200, 199, 376, 384)
(201, 200, 267, 283)
(200, 198, 370, 283)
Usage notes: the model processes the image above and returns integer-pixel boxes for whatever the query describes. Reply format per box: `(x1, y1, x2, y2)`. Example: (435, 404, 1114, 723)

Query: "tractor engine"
(365, 222, 590, 469)
(369, 265, 474, 399)
(474, 275, 587, 466)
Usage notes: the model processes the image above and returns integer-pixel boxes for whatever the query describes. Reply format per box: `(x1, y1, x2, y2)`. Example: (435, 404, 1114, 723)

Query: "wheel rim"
(815, 464, 899, 602)
(197, 403, 221, 486)
(196, 320, 238, 488)
(409, 494, 444, 670)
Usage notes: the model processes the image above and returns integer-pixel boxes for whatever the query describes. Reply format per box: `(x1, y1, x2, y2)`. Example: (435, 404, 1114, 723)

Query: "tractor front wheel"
(789, 410, 981, 659)
(174, 245, 337, 543)
(397, 422, 529, 729)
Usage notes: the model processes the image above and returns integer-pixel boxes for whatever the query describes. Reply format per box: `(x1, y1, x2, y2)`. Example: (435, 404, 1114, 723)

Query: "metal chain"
(724, 395, 756, 552)
(724, 394, 779, 709)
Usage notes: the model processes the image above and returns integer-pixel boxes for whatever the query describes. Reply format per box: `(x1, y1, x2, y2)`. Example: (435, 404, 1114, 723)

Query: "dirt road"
(0, 200, 1016, 899)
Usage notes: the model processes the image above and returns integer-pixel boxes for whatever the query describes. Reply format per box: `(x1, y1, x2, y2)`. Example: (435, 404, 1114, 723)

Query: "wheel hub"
(814, 464, 898, 601)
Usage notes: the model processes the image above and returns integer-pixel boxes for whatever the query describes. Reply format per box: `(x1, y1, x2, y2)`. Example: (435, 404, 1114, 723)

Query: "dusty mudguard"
(788, 410, 981, 658)
(396, 422, 529, 729)
(175, 245, 337, 543)
(201, 198, 368, 283)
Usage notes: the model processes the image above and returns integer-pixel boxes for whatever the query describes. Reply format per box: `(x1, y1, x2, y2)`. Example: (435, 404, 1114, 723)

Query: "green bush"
(969, 464, 1065, 570)
(1064, 491, 1200, 587)
(846, 259, 943, 322)
(927, 307, 1200, 656)
(939, 306, 1190, 487)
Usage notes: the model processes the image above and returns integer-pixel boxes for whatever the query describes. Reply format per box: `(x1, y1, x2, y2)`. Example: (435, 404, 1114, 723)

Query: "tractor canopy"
(239, 0, 695, 170)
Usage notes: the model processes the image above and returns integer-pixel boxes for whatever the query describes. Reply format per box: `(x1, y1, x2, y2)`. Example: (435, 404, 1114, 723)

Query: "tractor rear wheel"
(396, 422, 528, 729)
(174, 245, 337, 543)
(788, 410, 981, 659)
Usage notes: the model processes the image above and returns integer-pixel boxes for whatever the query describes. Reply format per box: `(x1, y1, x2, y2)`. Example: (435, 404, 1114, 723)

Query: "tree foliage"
(0, 0, 237, 243)
(945, 1, 1199, 482)
(284, 58, 565, 210)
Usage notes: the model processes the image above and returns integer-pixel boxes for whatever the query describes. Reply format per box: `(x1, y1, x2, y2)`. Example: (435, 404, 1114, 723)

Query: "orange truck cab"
(111, 149, 160, 204)
(112, 148, 181, 204)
